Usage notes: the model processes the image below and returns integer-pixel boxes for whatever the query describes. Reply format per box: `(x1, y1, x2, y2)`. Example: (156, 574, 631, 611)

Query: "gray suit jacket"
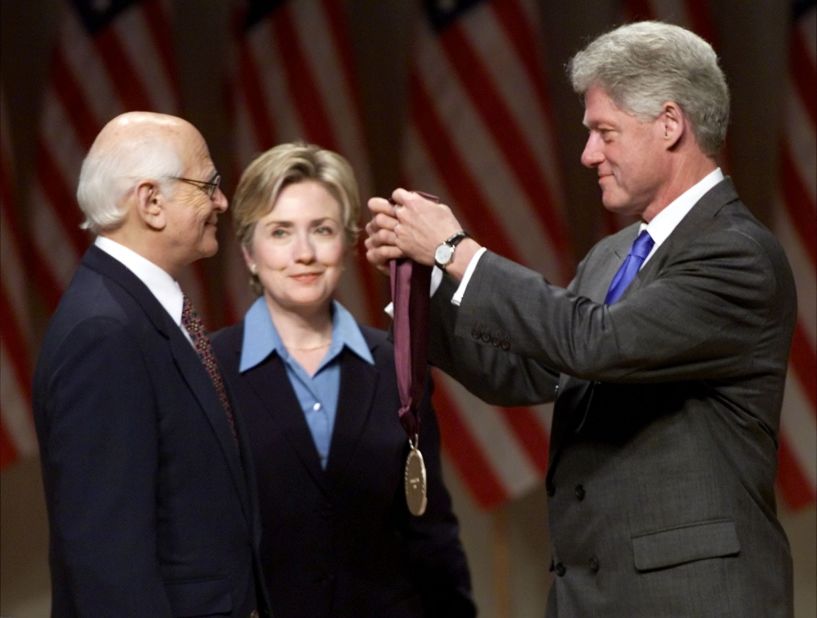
(428, 179, 796, 617)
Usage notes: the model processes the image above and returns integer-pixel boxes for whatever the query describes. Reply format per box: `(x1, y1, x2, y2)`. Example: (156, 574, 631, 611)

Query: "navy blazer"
(212, 320, 475, 618)
(33, 246, 270, 618)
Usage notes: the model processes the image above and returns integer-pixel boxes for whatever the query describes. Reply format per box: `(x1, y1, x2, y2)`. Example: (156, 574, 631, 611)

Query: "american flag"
(1, 92, 38, 468)
(402, 0, 572, 507)
(773, 0, 816, 509)
(28, 0, 215, 325)
(227, 0, 384, 325)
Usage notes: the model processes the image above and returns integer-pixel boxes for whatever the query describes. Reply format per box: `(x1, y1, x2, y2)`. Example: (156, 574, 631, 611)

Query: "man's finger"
(367, 196, 395, 216)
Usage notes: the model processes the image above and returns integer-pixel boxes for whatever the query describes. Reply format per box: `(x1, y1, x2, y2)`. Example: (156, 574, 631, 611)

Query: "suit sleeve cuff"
(452, 247, 488, 306)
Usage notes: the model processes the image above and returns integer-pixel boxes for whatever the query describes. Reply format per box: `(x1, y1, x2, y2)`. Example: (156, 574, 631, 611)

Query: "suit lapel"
(548, 178, 742, 479)
(243, 354, 329, 492)
(580, 224, 640, 303)
(84, 246, 253, 521)
(325, 349, 378, 489)
(168, 331, 251, 512)
(612, 178, 740, 301)
(84, 245, 174, 338)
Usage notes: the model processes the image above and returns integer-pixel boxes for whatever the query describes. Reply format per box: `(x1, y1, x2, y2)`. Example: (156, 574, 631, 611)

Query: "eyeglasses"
(170, 172, 222, 199)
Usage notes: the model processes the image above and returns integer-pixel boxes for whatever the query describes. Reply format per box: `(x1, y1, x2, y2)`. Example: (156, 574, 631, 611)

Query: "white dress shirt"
(94, 236, 191, 342)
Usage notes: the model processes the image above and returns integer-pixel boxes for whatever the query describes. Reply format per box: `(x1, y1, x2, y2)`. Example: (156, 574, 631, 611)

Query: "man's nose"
(213, 187, 228, 212)
(580, 134, 604, 168)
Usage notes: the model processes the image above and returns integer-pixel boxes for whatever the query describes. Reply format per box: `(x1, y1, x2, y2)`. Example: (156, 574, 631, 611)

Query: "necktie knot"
(630, 230, 655, 260)
(604, 230, 654, 305)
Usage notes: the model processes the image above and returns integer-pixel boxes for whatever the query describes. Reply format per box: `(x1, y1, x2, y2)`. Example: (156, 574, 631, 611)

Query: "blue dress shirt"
(239, 297, 374, 468)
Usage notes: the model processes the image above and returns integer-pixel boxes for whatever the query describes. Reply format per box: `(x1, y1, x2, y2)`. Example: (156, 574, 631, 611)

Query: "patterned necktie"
(604, 230, 655, 304)
(181, 295, 238, 443)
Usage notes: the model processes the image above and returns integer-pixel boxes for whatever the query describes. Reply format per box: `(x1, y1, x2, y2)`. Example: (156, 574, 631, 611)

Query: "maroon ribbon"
(390, 258, 431, 441)
(389, 191, 437, 442)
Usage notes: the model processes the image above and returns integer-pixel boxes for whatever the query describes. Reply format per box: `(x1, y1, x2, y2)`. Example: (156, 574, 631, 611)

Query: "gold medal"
(404, 440, 427, 516)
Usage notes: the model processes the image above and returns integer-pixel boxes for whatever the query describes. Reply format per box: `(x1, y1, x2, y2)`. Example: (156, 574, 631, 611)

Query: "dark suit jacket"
(212, 321, 475, 618)
(33, 245, 270, 618)
(428, 179, 796, 617)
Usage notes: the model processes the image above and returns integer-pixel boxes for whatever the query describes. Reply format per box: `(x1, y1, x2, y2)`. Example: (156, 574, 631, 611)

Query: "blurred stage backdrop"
(1, 1, 814, 616)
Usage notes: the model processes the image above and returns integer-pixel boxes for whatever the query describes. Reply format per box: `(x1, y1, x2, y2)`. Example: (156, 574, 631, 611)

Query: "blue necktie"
(604, 230, 655, 304)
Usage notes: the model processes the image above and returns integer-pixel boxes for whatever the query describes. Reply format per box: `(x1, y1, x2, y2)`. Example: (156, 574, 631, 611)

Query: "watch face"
(435, 243, 454, 266)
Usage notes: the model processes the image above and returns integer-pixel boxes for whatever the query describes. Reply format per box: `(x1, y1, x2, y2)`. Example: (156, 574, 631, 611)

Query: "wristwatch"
(434, 230, 469, 271)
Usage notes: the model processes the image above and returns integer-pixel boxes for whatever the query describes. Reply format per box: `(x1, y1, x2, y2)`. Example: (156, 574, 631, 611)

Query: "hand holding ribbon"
(389, 191, 438, 516)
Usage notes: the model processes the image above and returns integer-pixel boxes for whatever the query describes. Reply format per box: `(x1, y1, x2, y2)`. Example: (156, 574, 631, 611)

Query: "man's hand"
(366, 188, 464, 269)
(365, 196, 403, 274)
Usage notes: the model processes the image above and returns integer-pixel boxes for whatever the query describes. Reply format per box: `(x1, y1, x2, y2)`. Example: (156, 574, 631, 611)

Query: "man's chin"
(197, 240, 219, 260)
(601, 197, 638, 218)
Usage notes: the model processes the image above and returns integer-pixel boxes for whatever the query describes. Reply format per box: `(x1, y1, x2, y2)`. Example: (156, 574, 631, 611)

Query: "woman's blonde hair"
(232, 142, 362, 294)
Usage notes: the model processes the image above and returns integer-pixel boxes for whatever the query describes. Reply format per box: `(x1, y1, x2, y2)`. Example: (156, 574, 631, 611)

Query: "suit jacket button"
(574, 484, 585, 501)
(589, 556, 600, 573)
(501, 341, 510, 350)
(481, 333, 492, 343)
(554, 562, 566, 577)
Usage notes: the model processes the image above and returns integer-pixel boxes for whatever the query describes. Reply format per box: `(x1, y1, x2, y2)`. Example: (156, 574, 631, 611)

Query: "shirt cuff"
(452, 247, 487, 306)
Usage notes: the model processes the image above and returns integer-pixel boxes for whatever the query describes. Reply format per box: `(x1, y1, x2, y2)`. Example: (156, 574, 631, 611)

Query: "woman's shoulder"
(357, 322, 389, 341)
(210, 320, 244, 352)
(356, 323, 394, 360)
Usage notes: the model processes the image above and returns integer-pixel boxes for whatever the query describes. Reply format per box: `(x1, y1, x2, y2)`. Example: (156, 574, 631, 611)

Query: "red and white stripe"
(774, 4, 816, 509)
(29, 0, 214, 323)
(623, 0, 718, 43)
(1, 94, 38, 468)
(228, 0, 384, 326)
(403, 0, 571, 507)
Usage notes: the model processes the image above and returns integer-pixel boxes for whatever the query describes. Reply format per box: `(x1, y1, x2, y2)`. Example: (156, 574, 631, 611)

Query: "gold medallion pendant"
(404, 442, 427, 516)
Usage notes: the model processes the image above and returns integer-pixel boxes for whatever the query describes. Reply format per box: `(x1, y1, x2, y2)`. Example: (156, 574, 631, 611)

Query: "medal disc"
(404, 447, 428, 516)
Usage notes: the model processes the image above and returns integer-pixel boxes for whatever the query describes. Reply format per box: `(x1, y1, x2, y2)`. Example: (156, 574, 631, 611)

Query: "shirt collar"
(239, 297, 374, 373)
(643, 168, 724, 248)
(94, 236, 184, 326)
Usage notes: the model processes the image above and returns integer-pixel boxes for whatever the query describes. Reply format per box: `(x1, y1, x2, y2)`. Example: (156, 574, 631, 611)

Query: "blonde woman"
(212, 143, 475, 618)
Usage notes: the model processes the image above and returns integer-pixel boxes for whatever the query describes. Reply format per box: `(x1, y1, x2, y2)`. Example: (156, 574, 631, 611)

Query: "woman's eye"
(270, 228, 288, 238)
(315, 225, 335, 236)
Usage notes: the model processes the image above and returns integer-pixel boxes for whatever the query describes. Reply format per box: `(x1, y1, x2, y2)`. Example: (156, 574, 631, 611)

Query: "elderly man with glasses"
(33, 111, 270, 618)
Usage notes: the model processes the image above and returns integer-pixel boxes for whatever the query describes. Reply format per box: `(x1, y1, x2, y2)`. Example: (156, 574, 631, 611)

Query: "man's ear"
(660, 101, 684, 149)
(136, 180, 166, 230)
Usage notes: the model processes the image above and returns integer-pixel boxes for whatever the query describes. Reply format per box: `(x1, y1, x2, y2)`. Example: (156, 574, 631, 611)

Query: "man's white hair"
(76, 114, 185, 234)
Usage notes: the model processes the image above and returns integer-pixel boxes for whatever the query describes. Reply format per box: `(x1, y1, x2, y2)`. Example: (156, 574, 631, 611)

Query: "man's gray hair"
(76, 132, 183, 234)
(568, 21, 729, 156)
